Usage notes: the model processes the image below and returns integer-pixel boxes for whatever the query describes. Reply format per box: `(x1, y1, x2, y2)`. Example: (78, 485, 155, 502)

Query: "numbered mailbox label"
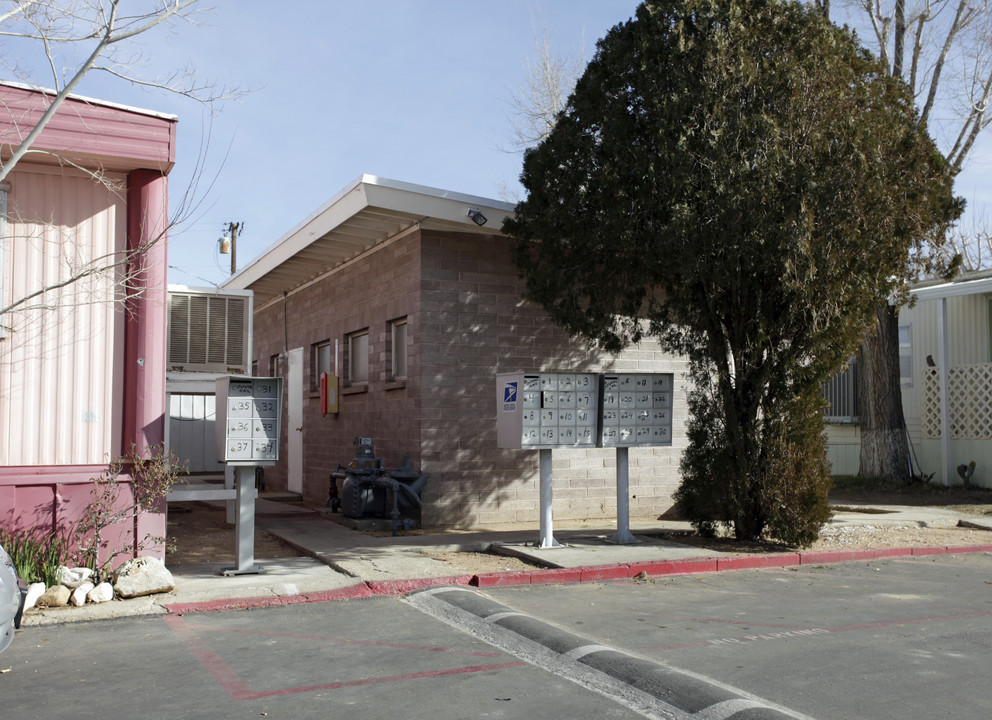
(252, 398, 278, 418)
(557, 409, 576, 425)
(227, 439, 253, 460)
(541, 409, 556, 425)
(577, 426, 596, 444)
(618, 392, 635, 408)
(636, 410, 652, 425)
(652, 425, 671, 442)
(540, 375, 558, 391)
(522, 427, 541, 445)
(523, 391, 540, 408)
(252, 381, 279, 398)
(558, 374, 575, 390)
(524, 375, 542, 392)
(653, 393, 671, 408)
(558, 392, 576, 408)
(652, 375, 671, 392)
(228, 398, 254, 418)
(253, 418, 277, 439)
(227, 419, 252, 438)
(522, 408, 539, 426)
(542, 391, 558, 408)
(253, 439, 277, 460)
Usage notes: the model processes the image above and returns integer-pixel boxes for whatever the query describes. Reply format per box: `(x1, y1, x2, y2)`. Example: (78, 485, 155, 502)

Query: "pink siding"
(0, 84, 176, 171)
(0, 164, 125, 466)
(0, 84, 174, 565)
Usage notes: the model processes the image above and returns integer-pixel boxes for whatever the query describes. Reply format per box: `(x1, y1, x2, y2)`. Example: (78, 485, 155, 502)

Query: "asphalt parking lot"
(4, 552, 991, 719)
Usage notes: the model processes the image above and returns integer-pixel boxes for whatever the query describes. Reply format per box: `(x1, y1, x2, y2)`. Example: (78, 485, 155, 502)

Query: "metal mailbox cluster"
(497, 371, 674, 450)
(215, 377, 283, 464)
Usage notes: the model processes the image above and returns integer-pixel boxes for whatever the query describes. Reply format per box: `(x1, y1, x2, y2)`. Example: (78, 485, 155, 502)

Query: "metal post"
(609, 446, 638, 544)
(538, 448, 562, 548)
(222, 465, 266, 575)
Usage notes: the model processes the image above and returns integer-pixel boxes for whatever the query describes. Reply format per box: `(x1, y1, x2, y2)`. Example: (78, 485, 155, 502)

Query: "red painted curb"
(580, 564, 634, 582)
(472, 570, 534, 587)
(800, 549, 890, 564)
(528, 567, 585, 585)
(163, 582, 374, 614)
(716, 553, 801, 571)
(365, 575, 474, 596)
(628, 558, 719, 576)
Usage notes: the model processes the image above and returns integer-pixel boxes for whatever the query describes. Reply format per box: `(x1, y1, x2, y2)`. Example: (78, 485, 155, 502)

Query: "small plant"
(0, 529, 70, 586)
(73, 443, 187, 580)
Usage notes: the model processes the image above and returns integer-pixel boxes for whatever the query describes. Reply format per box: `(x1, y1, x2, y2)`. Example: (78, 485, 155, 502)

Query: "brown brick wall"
(251, 232, 423, 503)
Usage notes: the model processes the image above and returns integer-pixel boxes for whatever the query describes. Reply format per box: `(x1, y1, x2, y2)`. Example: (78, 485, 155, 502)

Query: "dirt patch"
(166, 503, 304, 566)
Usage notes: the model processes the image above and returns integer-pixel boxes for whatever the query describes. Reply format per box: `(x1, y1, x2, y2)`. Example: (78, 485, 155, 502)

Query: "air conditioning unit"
(167, 286, 253, 374)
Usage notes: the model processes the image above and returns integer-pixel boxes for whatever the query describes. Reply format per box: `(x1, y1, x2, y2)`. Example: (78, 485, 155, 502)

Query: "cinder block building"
(226, 175, 688, 527)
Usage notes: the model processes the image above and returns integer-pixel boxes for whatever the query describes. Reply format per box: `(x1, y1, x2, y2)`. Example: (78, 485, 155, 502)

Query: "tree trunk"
(858, 304, 911, 481)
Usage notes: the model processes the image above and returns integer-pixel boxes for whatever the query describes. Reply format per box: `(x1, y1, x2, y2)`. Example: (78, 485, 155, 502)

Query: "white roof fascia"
(226, 178, 372, 289)
(910, 276, 992, 301)
(224, 174, 516, 291)
(0, 80, 178, 121)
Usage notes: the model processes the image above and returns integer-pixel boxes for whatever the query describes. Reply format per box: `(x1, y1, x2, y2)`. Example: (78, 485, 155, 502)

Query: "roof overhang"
(223, 175, 515, 308)
(910, 271, 992, 301)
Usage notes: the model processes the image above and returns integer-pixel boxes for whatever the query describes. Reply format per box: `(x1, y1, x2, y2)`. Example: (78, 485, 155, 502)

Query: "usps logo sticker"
(503, 381, 518, 411)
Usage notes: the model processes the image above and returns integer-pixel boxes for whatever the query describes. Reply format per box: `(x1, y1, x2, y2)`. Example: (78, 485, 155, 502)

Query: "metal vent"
(168, 289, 251, 373)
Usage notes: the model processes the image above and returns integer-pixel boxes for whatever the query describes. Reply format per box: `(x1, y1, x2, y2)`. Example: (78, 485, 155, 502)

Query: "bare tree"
(838, 0, 992, 481)
(503, 19, 584, 152)
(0, 0, 232, 331)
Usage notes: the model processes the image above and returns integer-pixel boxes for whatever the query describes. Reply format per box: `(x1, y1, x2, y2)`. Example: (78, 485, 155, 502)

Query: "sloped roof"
(223, 175, 515, 308)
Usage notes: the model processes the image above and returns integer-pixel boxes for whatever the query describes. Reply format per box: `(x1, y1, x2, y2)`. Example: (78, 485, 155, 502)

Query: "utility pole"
(219, 221, 244, 276)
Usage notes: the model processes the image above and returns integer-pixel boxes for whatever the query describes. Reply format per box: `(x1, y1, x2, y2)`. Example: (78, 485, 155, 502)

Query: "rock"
(24, 582, 46, 612)
(87, 582, 114, 604)
(56, 566, 94, 589)
(71, 581, 94, 607)
(37, 585, 70, 608)
(113, 557, 174, 598)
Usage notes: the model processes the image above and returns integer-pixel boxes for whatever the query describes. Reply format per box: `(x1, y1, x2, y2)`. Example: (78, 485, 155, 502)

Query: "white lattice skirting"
(923, 364, 992, 440)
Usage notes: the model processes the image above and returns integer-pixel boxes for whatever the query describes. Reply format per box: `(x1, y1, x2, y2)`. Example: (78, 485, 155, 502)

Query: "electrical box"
(497, 371, 673, 449)
(215, 376, 283, 465)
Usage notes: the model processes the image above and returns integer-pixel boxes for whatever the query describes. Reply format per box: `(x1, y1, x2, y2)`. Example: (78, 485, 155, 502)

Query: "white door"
(287, 347, 304, 494)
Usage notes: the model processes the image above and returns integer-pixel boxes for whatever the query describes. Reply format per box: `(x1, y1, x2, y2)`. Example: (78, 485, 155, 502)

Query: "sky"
(8, 0, 991, 288)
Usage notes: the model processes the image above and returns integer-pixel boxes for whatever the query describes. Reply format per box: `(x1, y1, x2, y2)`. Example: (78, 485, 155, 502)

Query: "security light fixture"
(467, 208, 487, 226)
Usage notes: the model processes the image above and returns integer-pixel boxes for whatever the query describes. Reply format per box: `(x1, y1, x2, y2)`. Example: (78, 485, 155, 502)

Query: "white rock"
(87, 582, 114, 604)
(56, 566, 94, 589)
(71, 581, 95, 607)
(24, 582, 46, 612)
(113, 557, 175, 598)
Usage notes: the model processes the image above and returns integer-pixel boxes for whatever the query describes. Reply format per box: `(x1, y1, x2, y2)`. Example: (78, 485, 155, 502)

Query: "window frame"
(312, 339, 332, 390)
(898, 322, 913, 388)
(389, 317, 408, 381)
(347, 329, 369, 386)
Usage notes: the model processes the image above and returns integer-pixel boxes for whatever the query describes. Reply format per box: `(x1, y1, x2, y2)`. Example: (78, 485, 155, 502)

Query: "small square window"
(269, 353, 280, 377)
(348, 330, 369, 385)
(390, 318, 407, 380)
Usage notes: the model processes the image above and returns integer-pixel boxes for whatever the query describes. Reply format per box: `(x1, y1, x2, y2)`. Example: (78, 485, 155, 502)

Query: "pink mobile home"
(0, 82, 175, 564)
(227, 175, 687, 527)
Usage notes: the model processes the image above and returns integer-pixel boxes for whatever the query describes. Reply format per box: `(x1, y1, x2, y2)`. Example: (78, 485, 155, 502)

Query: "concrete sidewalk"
(19, 497, 992, 626)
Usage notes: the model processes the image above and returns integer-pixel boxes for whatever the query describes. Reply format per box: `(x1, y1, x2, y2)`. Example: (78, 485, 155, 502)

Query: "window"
(269, 353, 280, 377)
(348, 330, 369, 385)
(822, 356, 859, 423)
(312, 340, 331, 389)
(898, 323, 913, 388)
(390, 317, 407, 380)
